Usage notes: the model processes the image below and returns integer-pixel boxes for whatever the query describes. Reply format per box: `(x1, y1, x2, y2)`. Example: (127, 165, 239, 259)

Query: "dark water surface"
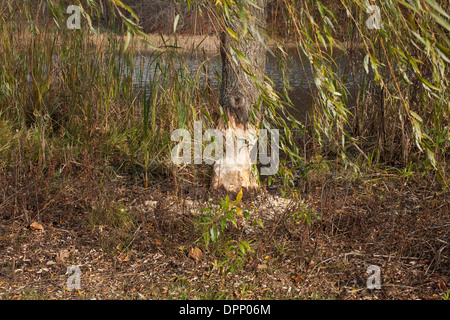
(128, 48, 363, 123)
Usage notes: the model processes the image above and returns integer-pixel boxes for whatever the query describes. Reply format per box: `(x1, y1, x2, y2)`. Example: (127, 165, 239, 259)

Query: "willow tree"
(106, 0, 271, 194)
(210, 0, 268, 194)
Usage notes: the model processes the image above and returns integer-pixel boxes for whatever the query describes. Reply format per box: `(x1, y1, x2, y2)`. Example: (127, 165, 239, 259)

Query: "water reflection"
(128, 48, 363, 123)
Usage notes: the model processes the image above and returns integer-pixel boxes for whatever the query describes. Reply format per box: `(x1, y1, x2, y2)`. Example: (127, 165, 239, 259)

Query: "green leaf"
(256, 218, 264, 229)
(429, 11, 450, 32)
(233, 189, 243, 206)
(210, 225, 219, 243)
(410, 111, 423, 123)
(230, 45, 250, 65)
(224, 194, 230, 207)
(425, 0, 450, 20)
(226, 27, 239, 41)
(223, 2, 230, 21)
(203, 231, 210, 248)
(220, 217, 227, 230)
(398, 1, 417, 12)
(110, 0, 139, 21)
(242, 240, 251, 251)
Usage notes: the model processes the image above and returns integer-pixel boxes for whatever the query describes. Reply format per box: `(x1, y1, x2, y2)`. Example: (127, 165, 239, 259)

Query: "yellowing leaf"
(123, 30, 132, 52)
(226, 27, 239, 41)
(233, 189, 243, 206)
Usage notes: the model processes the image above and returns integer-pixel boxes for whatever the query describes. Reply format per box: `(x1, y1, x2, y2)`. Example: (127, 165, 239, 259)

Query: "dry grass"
(0, 163, 448, 300)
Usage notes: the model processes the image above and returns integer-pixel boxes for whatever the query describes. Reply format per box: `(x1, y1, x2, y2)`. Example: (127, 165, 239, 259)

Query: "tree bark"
(211, 0, 267, 194)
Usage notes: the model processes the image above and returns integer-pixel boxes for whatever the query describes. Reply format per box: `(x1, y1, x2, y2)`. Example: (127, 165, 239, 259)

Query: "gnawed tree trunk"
(211, 0, 267, 194)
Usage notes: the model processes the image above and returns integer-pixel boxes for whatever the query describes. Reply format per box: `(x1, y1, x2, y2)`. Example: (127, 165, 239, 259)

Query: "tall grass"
(1, 0, 448, 192)
(0, 0, 215, 190)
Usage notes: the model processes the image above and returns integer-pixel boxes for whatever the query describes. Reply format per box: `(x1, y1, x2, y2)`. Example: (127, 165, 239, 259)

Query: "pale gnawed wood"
(211, 116, 258, 194)
(212, 0, 267, 194)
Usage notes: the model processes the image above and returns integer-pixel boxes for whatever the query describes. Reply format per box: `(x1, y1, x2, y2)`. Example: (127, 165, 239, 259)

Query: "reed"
(0, 0, 217, 189)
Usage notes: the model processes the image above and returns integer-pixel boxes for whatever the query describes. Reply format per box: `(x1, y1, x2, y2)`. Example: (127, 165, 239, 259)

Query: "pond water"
(128, 48, 364, 123)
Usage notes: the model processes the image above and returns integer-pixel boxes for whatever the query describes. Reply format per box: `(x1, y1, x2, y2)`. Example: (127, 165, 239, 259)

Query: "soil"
(0, 168, 448, 300)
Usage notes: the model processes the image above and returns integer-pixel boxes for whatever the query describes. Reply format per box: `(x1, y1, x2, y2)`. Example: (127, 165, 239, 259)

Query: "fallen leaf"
(438, 279, 448, 292)
(36, 268, 49, 274)
(29, 221, 43, 231)
(188, 247, 202, 261)
(257, 264, 267, 270)
(56, 249, 70, 263)
(292, 275, 304, 283)
(117, 253, 130, 262)
(150, 238, 162, 246)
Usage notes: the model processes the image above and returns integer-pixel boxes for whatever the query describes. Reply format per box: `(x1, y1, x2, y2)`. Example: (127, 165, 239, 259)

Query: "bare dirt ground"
(0, 167, 448, 300)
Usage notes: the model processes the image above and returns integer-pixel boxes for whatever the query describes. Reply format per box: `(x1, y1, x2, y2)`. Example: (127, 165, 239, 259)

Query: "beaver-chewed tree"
(211, 0, 268, 195)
